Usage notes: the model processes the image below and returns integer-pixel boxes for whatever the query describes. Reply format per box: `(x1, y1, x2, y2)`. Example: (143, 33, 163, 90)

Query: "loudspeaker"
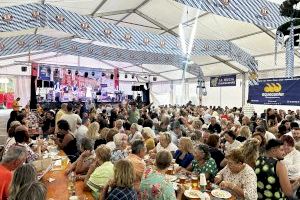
(92, 72, 95, 76)
(37, 80, 43, 88)
(127, 95, 133, 100)
(96, 91, 102, 95)
(84, 72, 88, 78)
(68, 69, 71, 75)
(110, 74, 114, 79)
(75, 71, 78, 76)
(153, 77, 157, 81)
(50, 81, 54, 88)
(43, 81, 49, 88)
(21, 66, 27, 72)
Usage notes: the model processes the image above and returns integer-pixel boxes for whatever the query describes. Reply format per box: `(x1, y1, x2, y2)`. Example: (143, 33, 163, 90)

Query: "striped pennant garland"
(0, 4, 256, 60)
(0, 3, 259, 76)
(285, 20, 295, 78)
(175, 0, 289, 29)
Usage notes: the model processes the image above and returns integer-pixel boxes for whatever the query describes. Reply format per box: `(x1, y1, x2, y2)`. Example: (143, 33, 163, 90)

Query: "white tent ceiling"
(0, 0, 297, 81)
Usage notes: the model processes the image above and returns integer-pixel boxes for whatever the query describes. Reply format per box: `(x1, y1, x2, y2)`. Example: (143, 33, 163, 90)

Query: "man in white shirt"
(60, 103, 82, 133)
(75, 117, 90, 149)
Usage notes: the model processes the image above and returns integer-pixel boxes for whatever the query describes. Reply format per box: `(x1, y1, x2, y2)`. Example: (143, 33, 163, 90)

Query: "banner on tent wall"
(210, 75, 236, 87)
(38, 65, 51, 81)
(248, 77, 300, 106)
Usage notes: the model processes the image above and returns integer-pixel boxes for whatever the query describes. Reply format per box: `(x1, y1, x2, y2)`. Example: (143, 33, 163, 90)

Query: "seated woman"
(151, 132, 178, 156)
(105, 129, 118, 151)
(86, 121, 100, 147)
(128, 123, 143, 144)
(141, 127, 155, 152)
(252, 132, 266, 155)
(65, 137, 95, 180)
(206, 134, 225, 170)
(85, 145, 114, 200)
(94, 127, 110, 149)
(224, 130, 242, 156)
(101, 160, 138, 200)
(184, 144, 218, 181)
(240, 138, 260, 168)
(173, 137, 194, 168)
(10, 125, 39, 163)
(9, 164, 38, 200)
(111, 133, 128, 163)
(54, 119, 78, 163)
(13, 181, 46, 200)
(236, 126, 251, 143)
(3, 121, 21, 155)
(214, 149, 258, 200)
(140, 150, 184, 200)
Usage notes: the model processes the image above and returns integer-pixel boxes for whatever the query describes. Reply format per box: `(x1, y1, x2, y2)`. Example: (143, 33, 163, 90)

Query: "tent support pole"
(242, 73, 246, 106)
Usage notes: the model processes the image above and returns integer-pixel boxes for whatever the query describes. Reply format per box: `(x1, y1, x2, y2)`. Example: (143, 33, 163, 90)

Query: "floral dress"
(191, 157, 218, 180)
(140, 167, 176, 200)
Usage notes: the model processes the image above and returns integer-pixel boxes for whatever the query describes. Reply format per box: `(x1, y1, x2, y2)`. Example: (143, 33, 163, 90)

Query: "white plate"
(184, 189, 201, 199)
(165, 175, 177, 182)
(211, 189, 232, 199)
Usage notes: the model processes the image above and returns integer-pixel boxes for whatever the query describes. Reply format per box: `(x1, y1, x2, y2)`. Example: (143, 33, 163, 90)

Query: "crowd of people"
(1, 99, 300, 200)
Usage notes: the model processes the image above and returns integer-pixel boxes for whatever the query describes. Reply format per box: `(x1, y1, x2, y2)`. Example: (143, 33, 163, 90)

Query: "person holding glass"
(214, 149, 258, 200)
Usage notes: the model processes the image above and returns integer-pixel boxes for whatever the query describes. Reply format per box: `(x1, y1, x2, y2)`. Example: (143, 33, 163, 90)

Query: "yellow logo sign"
(264, 83, 282, 93)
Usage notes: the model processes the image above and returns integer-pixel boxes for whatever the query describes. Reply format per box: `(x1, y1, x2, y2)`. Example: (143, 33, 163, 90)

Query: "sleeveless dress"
(63, 133, 78, 163)
(255, 156, 285, 200)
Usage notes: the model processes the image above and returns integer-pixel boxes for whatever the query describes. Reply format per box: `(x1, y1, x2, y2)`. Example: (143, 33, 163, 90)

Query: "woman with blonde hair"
(236, 126, 251, 142)
(86, 122, 100, 146)
(9, 164, 37, 200)
(152, 132, 177, 156)
(174, 137, 194, 168)
(13, 181, 46, 200)
(128, 123, 143, 144)
(85, 145, 114, 200)
(239, 138, 260, 168)
(114, 119, 124, 132)
(101, 160, 137, 200)
(94, 127, 110, 149)
(111, 133, 129, 163)
(141, 127, 155, 152)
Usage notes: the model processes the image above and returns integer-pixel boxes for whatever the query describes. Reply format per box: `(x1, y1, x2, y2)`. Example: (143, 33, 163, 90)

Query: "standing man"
(0, 146, 27, 200)
(55, 103, 67, 133)
(60, 103, 81, 133)
(125, 101, 152, 124)
(12, 97, 21, 112)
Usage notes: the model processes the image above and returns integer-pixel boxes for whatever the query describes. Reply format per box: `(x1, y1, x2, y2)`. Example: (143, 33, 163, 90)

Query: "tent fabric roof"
(0, 0, 296, 81)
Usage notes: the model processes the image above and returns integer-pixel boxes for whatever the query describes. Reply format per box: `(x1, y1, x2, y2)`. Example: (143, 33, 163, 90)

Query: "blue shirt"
(174, 150, 194, 168)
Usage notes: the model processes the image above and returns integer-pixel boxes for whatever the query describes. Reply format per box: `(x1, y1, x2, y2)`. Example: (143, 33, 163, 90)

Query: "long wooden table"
(42, 152, 93, 200)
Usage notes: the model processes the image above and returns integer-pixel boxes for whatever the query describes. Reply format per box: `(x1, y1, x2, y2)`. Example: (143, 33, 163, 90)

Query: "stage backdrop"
(36, 64, 122, 102)
(248, 77, 300, 106)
